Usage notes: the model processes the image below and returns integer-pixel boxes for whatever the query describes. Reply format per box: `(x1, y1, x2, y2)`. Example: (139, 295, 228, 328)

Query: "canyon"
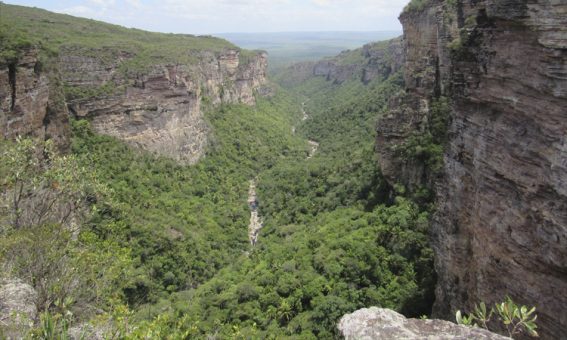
(0, 1, 566, 338)
(66, 49, 268, 164)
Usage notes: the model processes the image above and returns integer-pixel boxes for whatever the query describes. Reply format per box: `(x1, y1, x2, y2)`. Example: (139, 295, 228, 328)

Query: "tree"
(1, 137, 105, 232)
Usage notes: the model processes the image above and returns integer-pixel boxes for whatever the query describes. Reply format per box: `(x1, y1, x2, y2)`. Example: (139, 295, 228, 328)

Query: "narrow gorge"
(0, 1, 565, 339)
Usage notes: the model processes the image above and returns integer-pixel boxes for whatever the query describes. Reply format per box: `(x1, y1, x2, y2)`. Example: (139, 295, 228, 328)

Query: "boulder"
(338, 307, 509, 340)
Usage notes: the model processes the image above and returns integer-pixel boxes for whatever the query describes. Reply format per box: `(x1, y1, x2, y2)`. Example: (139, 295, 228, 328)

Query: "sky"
(4, 0, 408, 34)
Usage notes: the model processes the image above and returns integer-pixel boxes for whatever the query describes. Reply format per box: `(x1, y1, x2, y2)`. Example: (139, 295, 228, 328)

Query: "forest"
(1, 56, 437, 339)
(0, 3, 438, 338)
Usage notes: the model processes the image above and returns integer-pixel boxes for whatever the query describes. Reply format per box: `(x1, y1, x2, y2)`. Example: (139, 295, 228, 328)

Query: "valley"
(0, 1, 566, 339)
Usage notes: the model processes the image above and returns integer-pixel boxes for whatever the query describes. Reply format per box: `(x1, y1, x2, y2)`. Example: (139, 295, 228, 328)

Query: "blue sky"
(5, 0, 408, 34)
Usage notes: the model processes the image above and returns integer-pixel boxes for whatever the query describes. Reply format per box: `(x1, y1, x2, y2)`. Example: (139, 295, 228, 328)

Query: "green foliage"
(32, 311, 73, 340)
(395, 96, 450, 177)
(129, 199, 433, 338)
(403, 0, 431, 13)
(153, 66, 435, 338)
(0, 22, 437, 338)
(456, 297, 539, 338)
(0, 2, 257, 101)
(0, 137, 106, 231)
(0, 138, 131, 331)
(64, 82, 121, 101)
(0, 21, 33, 64)
(68, 89, 305, 305)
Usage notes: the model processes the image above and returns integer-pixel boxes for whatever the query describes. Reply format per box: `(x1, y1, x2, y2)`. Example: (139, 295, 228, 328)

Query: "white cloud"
(88, 0, 115, 5)
(19, 0, 410, 33)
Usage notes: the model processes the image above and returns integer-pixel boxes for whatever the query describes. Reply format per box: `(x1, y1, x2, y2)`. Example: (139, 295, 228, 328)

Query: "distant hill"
(217, 31, 401, 71)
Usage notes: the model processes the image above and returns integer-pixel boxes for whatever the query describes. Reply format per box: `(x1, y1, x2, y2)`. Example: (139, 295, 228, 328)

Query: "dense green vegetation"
(403, 0, 431, 13)
(68, 92, 307, 306)
(101, 60, 434, 339)
(0, 6, 436, 336)
(395, 96, 450, 176)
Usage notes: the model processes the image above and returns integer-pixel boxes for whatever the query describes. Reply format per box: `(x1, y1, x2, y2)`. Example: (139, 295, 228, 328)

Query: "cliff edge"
(0, 4, 268, 163)
(376, 0, 567, 338)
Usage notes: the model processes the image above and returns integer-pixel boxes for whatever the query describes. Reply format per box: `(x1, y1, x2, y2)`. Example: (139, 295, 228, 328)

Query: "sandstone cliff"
(275, 38, 403, 87)
(0, 49, 70, 149)
(0, 4, 268, 163)
(66, 48, 267, 164)
(376, 0, 567, 338)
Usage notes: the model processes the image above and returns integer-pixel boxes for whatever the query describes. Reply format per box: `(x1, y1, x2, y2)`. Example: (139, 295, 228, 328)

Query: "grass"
(403, 0, 431, 13)
(0, 3, 255, 72)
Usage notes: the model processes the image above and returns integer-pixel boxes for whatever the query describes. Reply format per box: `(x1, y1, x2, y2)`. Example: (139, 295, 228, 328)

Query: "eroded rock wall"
(0, 48, 267, 163)
(66, 49, 267, 164)
(376, 1, 567, 338)
(276, 38, 403, 87)
(0, 49, 70, 149)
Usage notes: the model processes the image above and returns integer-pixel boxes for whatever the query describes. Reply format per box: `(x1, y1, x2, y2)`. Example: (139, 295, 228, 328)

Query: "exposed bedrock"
(0, 49, 70, 149)
(376, 1, 567, 338)
(1, 48, 268, 163)
(66, 49, 268, 164)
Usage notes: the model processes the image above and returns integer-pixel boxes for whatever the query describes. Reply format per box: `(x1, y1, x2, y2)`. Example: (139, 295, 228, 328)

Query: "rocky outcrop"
(66, 49, 267, 164)
(0, 49, 70, 149)
(338, 307, 509, 340)
(312, 39, 404, 84)
(1, 44, 267, 164)
(0, 279, 38, 338)
(376, 0, 567, 338)
(276, 38, 403, 87)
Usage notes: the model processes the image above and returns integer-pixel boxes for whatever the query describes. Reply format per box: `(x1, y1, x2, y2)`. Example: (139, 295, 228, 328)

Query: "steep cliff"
(0, 4, 268, 162)
(66, 48, 267, 164)
(0, 48, 70, 149)
(376, 0, 567, 338)
(274, 38, 404, 87)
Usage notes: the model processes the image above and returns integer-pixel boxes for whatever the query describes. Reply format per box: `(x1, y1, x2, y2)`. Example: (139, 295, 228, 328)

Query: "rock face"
(66, 49, 267, 164)
(338, 307, 509, 340)
(376, 1, 567, 338)
(276, 38, 403, 87)
(312, 38, 404, 85)
(0, 49, 70, 149)
(1, 46, 267, 163)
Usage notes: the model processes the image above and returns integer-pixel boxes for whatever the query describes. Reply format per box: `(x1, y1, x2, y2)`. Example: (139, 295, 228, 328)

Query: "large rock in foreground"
(0, 279, 38, 338)
(338, 308, 509, 340)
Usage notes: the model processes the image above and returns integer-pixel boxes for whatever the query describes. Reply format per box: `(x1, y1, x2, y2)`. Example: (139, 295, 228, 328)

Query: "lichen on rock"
(338, 307, 509, 340)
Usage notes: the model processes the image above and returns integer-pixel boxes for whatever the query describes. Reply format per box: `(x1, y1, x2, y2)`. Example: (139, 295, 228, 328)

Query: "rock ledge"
(338, 307, 509, 340)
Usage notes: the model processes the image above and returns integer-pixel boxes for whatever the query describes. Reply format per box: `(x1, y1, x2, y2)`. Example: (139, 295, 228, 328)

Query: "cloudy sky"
(5, 0, 408, 34)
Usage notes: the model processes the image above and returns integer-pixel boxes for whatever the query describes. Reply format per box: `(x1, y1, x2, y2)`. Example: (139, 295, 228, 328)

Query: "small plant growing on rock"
(456, 297, 538, 338)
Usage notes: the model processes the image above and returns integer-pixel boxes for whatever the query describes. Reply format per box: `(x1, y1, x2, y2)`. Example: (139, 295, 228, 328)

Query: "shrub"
(456, 297, 539, 338)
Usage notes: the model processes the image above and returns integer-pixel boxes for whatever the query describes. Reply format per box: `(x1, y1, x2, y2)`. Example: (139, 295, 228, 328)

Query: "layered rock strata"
(66, 49, 267, 164)
(0, 49, 70, 149)
(277, 38, 403, 87)
(1, 47, 267, 163)
(376, 1, 567, 338)
(313, 38, 404, 84)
